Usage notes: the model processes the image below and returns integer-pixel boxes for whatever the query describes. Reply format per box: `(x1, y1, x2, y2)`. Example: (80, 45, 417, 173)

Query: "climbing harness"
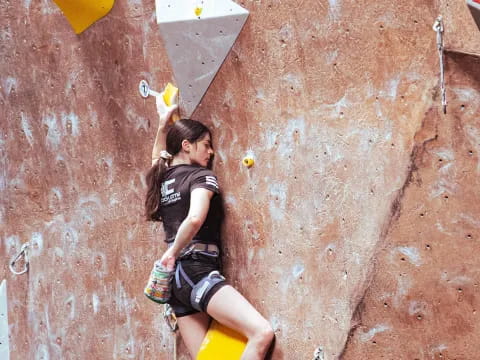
(9, 242, 30, 275)
(175, 264, 225, 312)
(163, 304, 178, 360)
(179, 242, 219, 258)
(175, 243, 223, 311)
(432, 16, 447, 114)
(156, 243, 222, 359)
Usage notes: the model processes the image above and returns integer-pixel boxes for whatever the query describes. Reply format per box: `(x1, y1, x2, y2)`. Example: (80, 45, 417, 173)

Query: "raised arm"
(151, 95, 178, 166)
(159, 188, 214, 267)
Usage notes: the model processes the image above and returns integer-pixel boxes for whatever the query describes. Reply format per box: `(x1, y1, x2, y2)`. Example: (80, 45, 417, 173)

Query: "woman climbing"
(144, 97, 274, 360)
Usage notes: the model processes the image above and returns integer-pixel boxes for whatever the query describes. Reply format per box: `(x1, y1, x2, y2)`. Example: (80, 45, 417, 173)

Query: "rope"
(432, 16, 447, 114)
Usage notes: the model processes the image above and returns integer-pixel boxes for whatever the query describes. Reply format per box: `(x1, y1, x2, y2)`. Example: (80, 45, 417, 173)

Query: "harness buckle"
(179, 243, 219, 259)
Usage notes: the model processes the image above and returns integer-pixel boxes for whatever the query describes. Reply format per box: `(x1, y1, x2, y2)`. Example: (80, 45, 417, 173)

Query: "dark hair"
(145, 119, 211, 221)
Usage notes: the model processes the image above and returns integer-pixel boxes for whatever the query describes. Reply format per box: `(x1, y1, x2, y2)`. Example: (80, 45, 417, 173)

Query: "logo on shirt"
(161, 178, 181, 204)
(161, 179, 175, 196)
(205, 176, 219, 189)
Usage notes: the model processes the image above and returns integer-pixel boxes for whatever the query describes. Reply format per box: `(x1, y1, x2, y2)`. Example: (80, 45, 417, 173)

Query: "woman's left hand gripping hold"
(156, 93, 178, 128)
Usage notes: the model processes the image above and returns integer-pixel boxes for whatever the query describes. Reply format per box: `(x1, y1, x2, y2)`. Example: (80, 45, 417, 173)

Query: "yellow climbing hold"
(163, 82, 180, 122)
(194, 6, 203, 17)
(242, 156, 254, 168)
(52, 0, 115, 34)
(196, 320, 247, 360)
(163, 83, 178, 107)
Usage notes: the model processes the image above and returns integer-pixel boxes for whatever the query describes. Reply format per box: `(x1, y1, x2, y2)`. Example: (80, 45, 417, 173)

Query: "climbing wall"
(1, 1, 479, 360)
(340, 53, 480, 360)
(440, 0, 480, 55)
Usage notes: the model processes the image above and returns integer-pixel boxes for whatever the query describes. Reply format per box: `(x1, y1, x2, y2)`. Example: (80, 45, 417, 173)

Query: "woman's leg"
(176, 312, 211, 359)
(206, 285, 274, 360)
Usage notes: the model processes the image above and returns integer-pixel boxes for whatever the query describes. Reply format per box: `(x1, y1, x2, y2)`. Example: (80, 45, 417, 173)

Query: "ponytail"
(145, 158, 168, 221)
(144, 119, 211, 222)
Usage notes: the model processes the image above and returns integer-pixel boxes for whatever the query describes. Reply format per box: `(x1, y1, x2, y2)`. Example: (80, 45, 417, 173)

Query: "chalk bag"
(144, 260, 175, 304)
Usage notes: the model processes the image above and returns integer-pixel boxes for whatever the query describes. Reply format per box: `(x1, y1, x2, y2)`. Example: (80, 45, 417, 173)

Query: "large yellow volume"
(163, 83, 180, 122)
(196, 320, 247, 360)
(52, 0, 115, 34)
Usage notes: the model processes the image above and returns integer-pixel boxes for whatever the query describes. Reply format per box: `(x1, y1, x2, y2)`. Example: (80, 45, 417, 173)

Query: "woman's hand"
(156, 93, 179, 129)
(159, 247, 177, 271)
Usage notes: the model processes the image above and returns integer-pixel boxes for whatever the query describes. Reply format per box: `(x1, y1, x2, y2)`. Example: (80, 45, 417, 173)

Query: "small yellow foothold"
(242, 157, 254, 168)
(194, 6, 203, 16)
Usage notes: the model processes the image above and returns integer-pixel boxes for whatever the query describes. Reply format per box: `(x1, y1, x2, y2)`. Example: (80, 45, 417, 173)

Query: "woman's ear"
(181, 139, 191, 153)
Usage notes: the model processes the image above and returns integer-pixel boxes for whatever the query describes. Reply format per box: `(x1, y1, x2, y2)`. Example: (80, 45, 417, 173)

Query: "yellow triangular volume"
(196, 320, 247, 360)
(52, 0, 115, 34)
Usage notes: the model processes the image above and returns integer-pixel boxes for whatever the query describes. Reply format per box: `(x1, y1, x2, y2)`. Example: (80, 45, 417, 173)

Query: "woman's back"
(160, 164, 222, 245)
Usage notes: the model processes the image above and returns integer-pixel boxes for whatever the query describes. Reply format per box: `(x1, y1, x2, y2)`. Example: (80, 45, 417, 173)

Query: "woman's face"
(189, 133, 214, 167)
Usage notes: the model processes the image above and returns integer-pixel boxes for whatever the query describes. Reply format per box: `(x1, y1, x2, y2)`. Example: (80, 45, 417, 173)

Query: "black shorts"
(169, 252, 227, 317)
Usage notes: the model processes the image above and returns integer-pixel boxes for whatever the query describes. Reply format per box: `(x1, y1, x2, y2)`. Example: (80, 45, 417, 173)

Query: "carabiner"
(9, 242, 30, 275)
(163, 304, 178, 332)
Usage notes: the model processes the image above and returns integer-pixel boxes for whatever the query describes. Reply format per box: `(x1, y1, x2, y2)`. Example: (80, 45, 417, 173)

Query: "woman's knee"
(253, 320, 275, 345)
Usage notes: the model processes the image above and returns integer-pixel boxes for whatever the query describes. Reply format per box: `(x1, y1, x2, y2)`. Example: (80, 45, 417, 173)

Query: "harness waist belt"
(187, 243, 219, 254)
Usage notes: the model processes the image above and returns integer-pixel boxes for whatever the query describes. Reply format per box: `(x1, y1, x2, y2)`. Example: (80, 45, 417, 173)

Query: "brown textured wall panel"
(441, 0, 480, 55)
(1, 0, 479, 359)
(341, 52, 480, 359)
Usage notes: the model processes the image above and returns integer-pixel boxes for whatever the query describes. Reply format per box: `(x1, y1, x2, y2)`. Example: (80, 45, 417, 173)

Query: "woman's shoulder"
(176, 164, 216, 176)
(188, 166, 220, 192)
(166, 164, 217, 179)
(188, 167, 218, 187)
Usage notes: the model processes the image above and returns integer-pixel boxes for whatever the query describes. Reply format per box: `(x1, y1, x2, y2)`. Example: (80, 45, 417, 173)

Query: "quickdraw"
(163, 304, 178, 360)
(432, 16, 447, 114)
(9, 242, 30, 275)
(163, 303, 178, 332)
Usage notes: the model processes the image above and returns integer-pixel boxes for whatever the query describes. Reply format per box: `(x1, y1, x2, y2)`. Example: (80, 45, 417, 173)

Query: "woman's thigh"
(177, 311, 211, 358)
(206, 285, 270, 339)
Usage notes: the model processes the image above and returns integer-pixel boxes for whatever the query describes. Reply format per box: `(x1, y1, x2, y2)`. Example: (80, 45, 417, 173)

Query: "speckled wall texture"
(1, 0, 479, 359)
